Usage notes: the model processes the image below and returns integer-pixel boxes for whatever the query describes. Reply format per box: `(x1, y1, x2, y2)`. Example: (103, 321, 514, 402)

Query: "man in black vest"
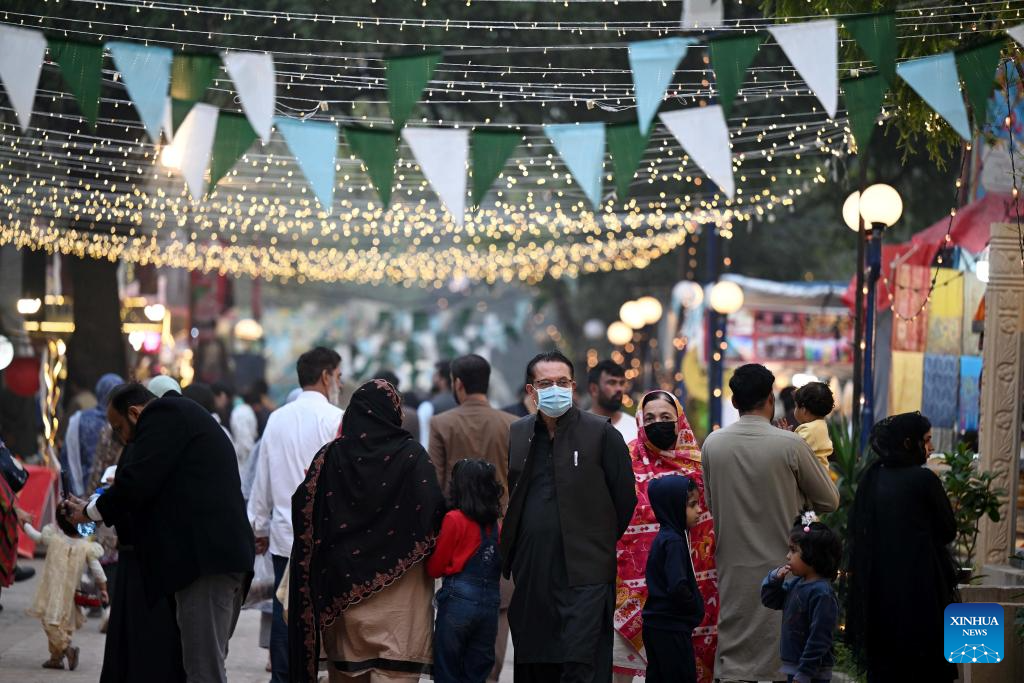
(63, 382, 255, 683)
(501, 351, 637, 683)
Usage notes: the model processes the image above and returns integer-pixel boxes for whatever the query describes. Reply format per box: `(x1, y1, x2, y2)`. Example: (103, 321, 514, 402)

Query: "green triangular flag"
(956, 40, 1005, 129)
(49, 39, 103, 128)
(171, 98, 195, 133)
(386, 52, 442, 131)
(170, 53, 219, 130)
(843, 73, 887, 153)
(607, 122, 650, 200)
(845, 12, 896, 85)
(209, 112, 258, 190)
(709, 34, 763, 119)
(345, 127, 398, 206)
(470, 130, 522, 207)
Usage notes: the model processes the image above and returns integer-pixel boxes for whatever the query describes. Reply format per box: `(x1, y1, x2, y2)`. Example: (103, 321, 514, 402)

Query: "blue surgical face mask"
(535, 385, 573, 418)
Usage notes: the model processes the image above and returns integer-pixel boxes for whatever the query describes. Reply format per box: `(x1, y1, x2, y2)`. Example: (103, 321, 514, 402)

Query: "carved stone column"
(977, 222, 1024, 568)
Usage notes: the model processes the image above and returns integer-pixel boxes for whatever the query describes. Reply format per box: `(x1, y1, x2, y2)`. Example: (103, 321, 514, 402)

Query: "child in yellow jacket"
(793, 382, 836, 480)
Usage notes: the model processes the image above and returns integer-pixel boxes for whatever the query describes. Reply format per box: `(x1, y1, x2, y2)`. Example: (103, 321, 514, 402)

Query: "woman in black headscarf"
(845, 412, 957, 682)
(289, 379, 445, 683)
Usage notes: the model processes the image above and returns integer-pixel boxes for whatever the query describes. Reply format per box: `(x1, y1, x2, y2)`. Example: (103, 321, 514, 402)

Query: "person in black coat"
(63, 382, 255, 683)
(642, 475, 704, 683)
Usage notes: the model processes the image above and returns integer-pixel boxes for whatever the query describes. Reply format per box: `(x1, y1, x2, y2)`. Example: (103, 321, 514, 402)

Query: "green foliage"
(761, 0, 1019, 164)
(942, 442, 1006, 570)
(833, 641, 868, 683)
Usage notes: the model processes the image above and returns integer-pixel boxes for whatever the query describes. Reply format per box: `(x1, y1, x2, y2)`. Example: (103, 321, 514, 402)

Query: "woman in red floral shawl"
(612, 390, 719, 683)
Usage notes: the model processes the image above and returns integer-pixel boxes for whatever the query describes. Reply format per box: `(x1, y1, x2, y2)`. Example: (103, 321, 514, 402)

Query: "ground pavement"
(0, 558, 515, 682)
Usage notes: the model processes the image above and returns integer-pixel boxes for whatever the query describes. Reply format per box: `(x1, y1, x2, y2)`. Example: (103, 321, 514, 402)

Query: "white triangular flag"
(222, 51, 275, 144)
(0, 26, 47, 131)
(162, 97, 175, 143)
(1008, 24, 1024, 48)
(402, 128, 469, 226)
(769, 20, 838, 119)
(165, 103, 218, 200)
(660, 106, 735, 198)
(682, 0, 724, 29)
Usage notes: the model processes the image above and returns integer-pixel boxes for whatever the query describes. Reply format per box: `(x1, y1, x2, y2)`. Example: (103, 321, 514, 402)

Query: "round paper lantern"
(4, 356, 40, 397)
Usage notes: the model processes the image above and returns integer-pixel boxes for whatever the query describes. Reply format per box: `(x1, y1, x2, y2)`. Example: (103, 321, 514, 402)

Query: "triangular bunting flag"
(0, 25, 47, 132)
(843, 74, 887, 153)
(845, 12, 897, 84)
(222, 51, 275, 144)
(470, 129, 522, 207)
(769, 20, 838, 119)
(956, 40, 1005, 128)
(108, 41, 173, 143)
(171, 53, 220, 103)
(345, 127, 397, 207)
(1008, 24, 1024, 49)
(209, 112, 258, 189)
(629, 37, 695, 135)
(709, 34, 763, 119)
(896, 53, 971, 141)
(682, 0, 724, 29)
(386, 52, 442, 131)
(402, 128, 469, 226)
(275, 117, 338, 211)
(543, 122, 606, 210)
(660, 106, 735, 198)
(162, 102, 217, 200)
(607, 123, 650, 200)
(49, 39, 103, 129)
(171, 98, 196, 136)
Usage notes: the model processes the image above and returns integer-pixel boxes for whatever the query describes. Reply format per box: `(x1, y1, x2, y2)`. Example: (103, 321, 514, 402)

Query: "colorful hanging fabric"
(275, 116, 338, 211)
(209, 112, 258, 189)
(843, 74, 887, 152)
(921, 354, 959, 428)
(386, 52, 442, 131)
(844, 12, 896, 84)
(345, 127, 397, 207)
(958, 356, 982, 432)
(607, 122, 650, 200)
(402, 127, 469, 226)
(470, 130, 522, 207)
(961, 272, 986, 354)
(891, 264, 930, 352)
(708, 34, 762, 119)
(222, 51, 276, 144)
(682, 0, 724, 29)
(889, 351, 924, 415)
(925, 268, 964, 355)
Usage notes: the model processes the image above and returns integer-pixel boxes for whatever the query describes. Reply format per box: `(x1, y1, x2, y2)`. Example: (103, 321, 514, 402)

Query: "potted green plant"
(941, 442, 1006, 580)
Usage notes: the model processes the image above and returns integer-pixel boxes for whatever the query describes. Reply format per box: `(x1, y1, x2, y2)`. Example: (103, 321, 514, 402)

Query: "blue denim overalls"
(433, 522, 501, 683)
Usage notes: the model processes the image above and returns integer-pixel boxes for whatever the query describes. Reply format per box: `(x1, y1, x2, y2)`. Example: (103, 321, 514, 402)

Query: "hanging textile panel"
(889, 350, 925, 415)
(925, 268, 963, 355)
(891, 264, 930, 352)
(921, 354, 959, 428)
(961, 272, 986, 355)
(958, 355, 982, 433)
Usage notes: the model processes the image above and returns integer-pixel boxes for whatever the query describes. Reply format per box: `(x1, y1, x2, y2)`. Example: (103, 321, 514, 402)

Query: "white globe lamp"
(859, 183, 903, 228)
(583, 319, 607, 340)
(619, 300, 647, 330)
(672, 280, 704, 309)
(635, 296, 664, 325)
(607, 321, 634, 346)
(709, 281, 744, 315)
(843, 191, 862, 232)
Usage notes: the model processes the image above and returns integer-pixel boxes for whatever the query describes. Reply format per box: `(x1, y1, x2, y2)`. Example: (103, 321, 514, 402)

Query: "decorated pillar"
(977, 222, 1024, 567)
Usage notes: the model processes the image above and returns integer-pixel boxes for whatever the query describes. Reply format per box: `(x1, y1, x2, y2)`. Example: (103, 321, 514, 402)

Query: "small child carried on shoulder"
(427, 459, 504, 683)
(792, 382, 836, 479)
(21, 508, 108, 671)
(760, 511, 841, 683)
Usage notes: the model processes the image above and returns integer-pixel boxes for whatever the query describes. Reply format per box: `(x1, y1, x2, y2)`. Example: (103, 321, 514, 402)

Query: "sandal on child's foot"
(42, 657, 64, 669)
(66, 646, 80, 671)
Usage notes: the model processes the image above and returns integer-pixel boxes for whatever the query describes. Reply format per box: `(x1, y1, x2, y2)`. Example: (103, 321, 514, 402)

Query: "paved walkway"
(0, 558, 515, 682)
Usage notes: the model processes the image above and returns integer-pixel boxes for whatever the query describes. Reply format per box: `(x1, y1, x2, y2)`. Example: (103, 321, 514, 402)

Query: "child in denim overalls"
(427, 459, 504, 683)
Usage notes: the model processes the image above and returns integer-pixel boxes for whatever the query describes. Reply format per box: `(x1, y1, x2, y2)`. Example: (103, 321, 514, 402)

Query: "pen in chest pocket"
(574, 450, 578, 467)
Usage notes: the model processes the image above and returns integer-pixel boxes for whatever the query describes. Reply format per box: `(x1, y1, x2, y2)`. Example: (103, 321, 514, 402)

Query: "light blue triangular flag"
(629, 37, 695, 135)
(544, 122, 605, 209)
(896, 53, 971, 140)
(107, 42, 173, 143)
(274, 116, 338, 210)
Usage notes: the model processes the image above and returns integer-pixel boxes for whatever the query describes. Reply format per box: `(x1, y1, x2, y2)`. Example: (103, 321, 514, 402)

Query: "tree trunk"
(68, 256, 127, 391)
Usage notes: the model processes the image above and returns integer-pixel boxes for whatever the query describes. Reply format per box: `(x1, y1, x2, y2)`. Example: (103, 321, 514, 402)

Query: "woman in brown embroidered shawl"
(289, 379, 445, 683)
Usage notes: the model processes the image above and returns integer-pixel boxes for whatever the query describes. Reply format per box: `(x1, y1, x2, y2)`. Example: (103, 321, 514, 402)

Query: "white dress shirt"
(612, 412, 639, 445)
(230, 402, 259, 470)
(247, 391, 342, 558)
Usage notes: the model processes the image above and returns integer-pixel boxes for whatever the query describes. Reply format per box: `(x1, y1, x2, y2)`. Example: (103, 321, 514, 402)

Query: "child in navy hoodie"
(760, 512, 841, 683)
(642, 475, 705, 683)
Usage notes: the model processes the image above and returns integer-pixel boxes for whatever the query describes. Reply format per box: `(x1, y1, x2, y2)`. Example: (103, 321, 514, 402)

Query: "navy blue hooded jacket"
(642, 475, 705, 632)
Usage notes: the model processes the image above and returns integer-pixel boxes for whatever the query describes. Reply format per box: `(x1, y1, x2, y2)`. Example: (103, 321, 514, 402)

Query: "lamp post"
(671, 280, 703, 403)
(845, 184, 903, 447)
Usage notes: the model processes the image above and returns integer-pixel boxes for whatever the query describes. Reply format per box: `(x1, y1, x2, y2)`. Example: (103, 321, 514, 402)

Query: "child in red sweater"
(427, 459, 503, 683)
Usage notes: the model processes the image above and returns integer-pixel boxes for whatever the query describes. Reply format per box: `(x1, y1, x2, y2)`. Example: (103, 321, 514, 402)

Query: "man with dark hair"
(778, 385, 798, 430)
(248, 346, 343, 683)
(63, 382, 254, 683)
(210, 381, 234, 428)
(587, 359, 637, 444)
(502, 350, 637, 683)
(417, 359, 458, 448)
(427, 353, 517, 681)
(701, 363, 838, 683)
(231, 379, 273, 470)
(374, 369, 420, 442)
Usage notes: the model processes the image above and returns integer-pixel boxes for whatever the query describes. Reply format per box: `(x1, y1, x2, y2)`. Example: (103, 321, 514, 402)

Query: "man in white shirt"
(247, 347, 343, 683)
(588, 359, 639, 444)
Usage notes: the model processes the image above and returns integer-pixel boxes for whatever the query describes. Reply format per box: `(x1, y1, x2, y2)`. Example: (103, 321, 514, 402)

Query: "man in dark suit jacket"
(64, 382, 255, 683)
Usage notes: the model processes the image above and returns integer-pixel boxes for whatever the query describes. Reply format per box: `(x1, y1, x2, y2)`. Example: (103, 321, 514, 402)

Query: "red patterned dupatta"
(613, 391, 719, 682)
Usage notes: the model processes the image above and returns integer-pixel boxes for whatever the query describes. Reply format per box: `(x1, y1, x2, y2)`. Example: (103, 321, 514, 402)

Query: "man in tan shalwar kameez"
(702, 364, 839, 683)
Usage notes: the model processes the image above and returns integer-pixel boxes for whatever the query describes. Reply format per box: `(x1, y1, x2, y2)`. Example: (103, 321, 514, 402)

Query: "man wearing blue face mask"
(501, 351, 638, 683)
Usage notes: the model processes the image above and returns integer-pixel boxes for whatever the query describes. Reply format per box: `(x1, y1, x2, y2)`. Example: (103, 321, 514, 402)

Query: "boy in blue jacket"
(642, 475, 704, 683)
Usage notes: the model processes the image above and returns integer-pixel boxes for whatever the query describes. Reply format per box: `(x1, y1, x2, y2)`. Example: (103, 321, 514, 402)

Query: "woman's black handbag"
(0, 441, 28, 492)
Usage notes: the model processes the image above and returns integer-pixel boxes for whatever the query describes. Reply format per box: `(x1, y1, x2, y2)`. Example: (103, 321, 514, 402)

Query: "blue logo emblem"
(944, 603, 1003, 663)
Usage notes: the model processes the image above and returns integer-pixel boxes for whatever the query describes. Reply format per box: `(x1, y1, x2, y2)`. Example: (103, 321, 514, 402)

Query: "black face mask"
(646, 420, 678, 450)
